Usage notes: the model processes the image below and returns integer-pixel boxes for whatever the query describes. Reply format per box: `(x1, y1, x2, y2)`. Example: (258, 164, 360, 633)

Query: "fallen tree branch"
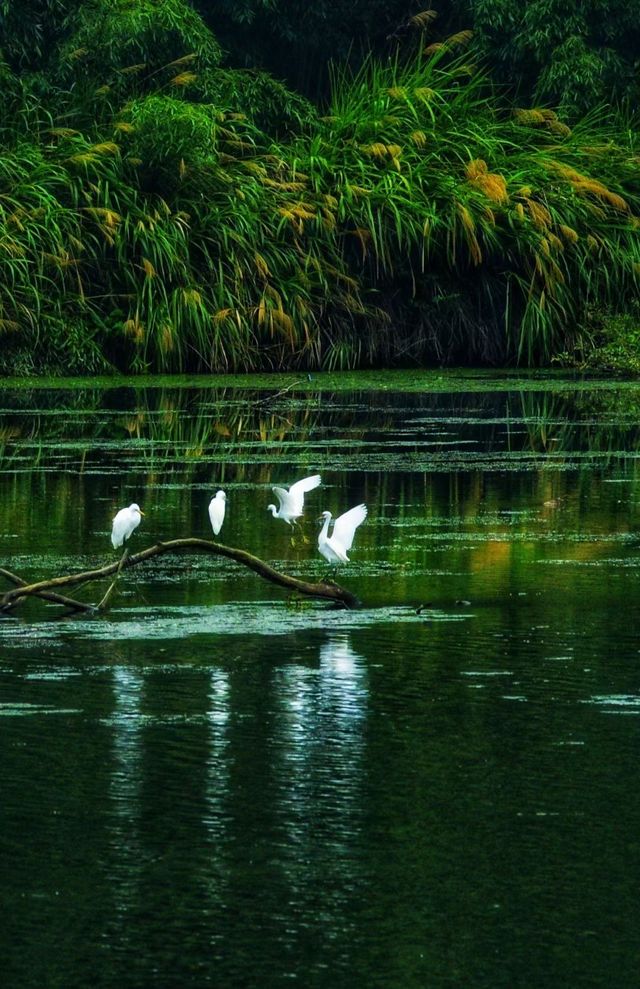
(95, 547, 129, 611)
(0, 567, 96, 613)
(0, 538, 360, 612)
(253, 376, 307, 406)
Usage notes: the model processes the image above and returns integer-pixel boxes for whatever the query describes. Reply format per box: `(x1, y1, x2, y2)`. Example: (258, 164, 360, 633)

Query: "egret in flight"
(267, 474, 321, 525)
(318, 503, 367, 567)
(111, 503, 144, 549)
(209, 490, 226, 536)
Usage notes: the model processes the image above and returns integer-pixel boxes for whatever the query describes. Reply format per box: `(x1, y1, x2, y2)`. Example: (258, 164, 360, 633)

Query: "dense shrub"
(468, 0, 640, 118)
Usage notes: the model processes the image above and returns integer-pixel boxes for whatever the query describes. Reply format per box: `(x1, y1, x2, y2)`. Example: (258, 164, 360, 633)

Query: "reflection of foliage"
(510, 388, 640, 464)
(0, 386, 366, 475)
(3, 384, 640, 583)
(4, 385, 640, 481)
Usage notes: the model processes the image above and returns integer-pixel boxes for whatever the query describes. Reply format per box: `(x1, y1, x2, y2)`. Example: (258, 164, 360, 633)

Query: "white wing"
(272, 486, 294, 512)
(208, 498, 225, 536)
(285, 474, 321, 514)
(332, 503, 367, 553)
(289, 474, 321, 497)
(111, 508, 130, 548)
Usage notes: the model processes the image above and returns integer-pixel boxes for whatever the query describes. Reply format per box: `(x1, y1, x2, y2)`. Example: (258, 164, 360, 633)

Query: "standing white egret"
(209, 490, 226, 536)
(317, 503, 367, 566)
(267, 474, 321, 525)
(111, 503, 144, 549)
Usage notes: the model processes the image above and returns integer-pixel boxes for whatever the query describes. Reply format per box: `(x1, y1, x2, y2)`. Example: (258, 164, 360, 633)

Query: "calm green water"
(2, 375, 640, 988)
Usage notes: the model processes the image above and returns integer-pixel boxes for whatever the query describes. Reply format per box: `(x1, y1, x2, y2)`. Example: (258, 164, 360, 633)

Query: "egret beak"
(139, 510, 145, 516)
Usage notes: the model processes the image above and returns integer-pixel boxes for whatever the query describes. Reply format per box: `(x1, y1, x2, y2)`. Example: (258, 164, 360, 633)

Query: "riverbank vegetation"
(1, 0, 639, 375)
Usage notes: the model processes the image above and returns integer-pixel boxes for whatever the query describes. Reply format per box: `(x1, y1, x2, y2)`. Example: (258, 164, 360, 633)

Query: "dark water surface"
(1, 375, 640, 988)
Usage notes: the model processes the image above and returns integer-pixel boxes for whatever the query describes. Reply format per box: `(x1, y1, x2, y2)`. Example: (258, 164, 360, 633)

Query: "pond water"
(1, 373, 640, 988)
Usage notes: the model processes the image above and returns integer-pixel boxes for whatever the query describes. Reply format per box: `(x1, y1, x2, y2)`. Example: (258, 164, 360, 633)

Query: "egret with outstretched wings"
(317, 503, 367, 565)
(267, 474, 321, 525)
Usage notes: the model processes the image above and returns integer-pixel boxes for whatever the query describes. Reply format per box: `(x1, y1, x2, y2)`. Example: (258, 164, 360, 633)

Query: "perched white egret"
(209, 490, 226, 536)
(267, 474, 321, 525)
(111, 503, 144, 549)
(317, 503, 367, 566)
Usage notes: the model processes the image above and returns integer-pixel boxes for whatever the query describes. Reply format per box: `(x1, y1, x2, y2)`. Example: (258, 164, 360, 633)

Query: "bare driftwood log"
(0, 538, 360, 613)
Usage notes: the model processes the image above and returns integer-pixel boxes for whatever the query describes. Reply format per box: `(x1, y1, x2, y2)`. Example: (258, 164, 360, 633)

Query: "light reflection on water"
(2, 380, 640, 987)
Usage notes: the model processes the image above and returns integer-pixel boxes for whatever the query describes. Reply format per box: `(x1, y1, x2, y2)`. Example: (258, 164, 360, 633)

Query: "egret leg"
(97, 547, 129, 611)
(320, 566, 339, 583)
(290, 520, 299, 549)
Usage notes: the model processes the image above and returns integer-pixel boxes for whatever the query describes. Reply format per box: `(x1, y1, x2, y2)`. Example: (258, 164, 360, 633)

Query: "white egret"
(209, 490, 226, 536)
(111, 503, 144, 549)
(267, 474, 321, 525)
(317, 503, 367, 566)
